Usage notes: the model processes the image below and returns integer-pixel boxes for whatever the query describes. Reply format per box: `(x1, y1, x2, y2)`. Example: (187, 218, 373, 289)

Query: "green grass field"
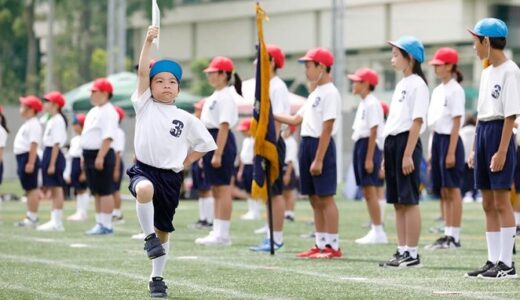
(0, 180, 519, 300)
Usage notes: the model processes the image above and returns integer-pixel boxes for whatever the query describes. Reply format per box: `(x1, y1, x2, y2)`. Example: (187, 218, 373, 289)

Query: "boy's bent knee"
(136, 180, 154, 203)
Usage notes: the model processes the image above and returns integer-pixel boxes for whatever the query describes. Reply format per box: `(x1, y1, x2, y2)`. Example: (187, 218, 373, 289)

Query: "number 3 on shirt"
(170, 120, 184, 138)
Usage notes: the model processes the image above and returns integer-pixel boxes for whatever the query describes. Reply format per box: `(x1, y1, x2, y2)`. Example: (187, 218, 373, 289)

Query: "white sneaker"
(37, 220, 64, 232)
(463, 196, 474, 203)
(131, 232, 146, 240)
(240, 211, 260, 220)
(67, 212, 87, 221)
(254, 224, 268, 234)
(195, 232, 231, 246)
(355, 230, 388, 244)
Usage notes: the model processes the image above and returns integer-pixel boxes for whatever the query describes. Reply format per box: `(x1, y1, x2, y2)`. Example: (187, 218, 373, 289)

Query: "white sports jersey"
(297, 82, 341, 138)
(113, 127, 126, 154)
(283, 135, 299, 176)
(428, 79, 465, 134)
(14, 117, 42, 155)
(43, 114, 67, 147)
(477, 60, 520, 121)
(270, 76, 290, 115)
(384, 74, 429, 137)
(240, 136, 254, 165)
(351, 94, 385, 150)
(80, 102, 118, 150)
(68, 135, 82, 158)
(200, 86, 238, 129)
(0, 125, 7, 148)
(132, 89, 217, 172)
(459, 125, 475, 161)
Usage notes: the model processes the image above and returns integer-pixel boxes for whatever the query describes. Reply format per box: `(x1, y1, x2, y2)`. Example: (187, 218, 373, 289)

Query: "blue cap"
(469, 18, 508, 38)
(388, 36, 425, 63)
(150, 59, 183, 82)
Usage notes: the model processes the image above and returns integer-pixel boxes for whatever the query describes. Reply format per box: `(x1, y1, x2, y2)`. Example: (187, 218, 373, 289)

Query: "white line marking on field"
(175, 256, 198, 260)
(0, 282, 69, 300)
(340, 277, 368, 281)
(33, 238, 54, 243)
(69, 243, 88, 248)
(0, 253, 285, 300)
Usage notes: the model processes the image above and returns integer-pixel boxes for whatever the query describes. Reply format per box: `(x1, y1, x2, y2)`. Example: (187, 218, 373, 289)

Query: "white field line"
(0, 253, 286, 300)
(0, 282, 70, 300)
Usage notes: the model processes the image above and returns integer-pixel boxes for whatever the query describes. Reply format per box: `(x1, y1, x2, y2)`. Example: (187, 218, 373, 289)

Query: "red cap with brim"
(19, 95, 43, 112)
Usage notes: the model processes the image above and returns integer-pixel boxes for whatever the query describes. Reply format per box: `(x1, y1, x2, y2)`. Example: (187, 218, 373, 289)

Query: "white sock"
(272, 231, 283, 245)
(51, 209, 62, 224)
(220, 220, 230, 239)
(499, 227, 516, 267)
(378, 199, 386, 221)
(27, 211, 38, 221)
(515, 212, 520, 226)
(444, 226, 451, 237)
(253, 199, 262, 214)
(212, 219, 221, 237)
(204, 197, 214, 223)
(95, 213, 101, 224)
(246, 198, 254, 213)
(315, 232, 326, 249)
(486, 231, 501, 263)
(407, 246, 418, 259)
(101, 213, 113, 229)
(198, 197, 205, 221)
(451, 227, 460, 242)
(372, 224, 384, 234)
(150, 240, 169, 280)
(136, 201, 155, 236)
(397, 245, 406, 255)
(78, 193, 90, 214)
(327, 233, 339, 250)
(112, 209, 122, 218)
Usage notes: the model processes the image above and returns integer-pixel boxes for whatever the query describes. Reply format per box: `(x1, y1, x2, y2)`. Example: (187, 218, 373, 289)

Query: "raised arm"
(137, 26, 159, 96)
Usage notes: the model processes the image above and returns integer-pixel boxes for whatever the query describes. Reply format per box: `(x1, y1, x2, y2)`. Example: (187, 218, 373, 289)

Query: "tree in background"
(190, 58, 212, 97)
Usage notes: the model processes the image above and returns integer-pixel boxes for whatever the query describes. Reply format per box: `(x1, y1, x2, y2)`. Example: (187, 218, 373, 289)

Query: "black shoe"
(464, 260, 495, 278)
(478, 261, 518, 279)
(284, 215, 295, 222)
(516, 225, 520, 236)
(149, 277, 168, 298)
(144, 233, 165, 260)
(394, 251, 422, 268)
(425, 236, 448, 250)
(204, 222, 213, 230)
(189, 219, 207, 229)
(445, 236, 461, 249)
(379, 250, 402, 267)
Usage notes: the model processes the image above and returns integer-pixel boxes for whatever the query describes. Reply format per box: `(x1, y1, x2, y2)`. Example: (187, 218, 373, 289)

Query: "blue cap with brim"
(388, 36, 425, 64)
(468, 18, 508, 38)
(150, 59, 183, 82)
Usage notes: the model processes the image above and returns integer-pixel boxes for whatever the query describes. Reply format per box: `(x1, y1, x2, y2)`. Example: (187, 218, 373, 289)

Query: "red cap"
(429, 47, 459, 65)
(204, 56, 234, 73)
(266, 44, 285, 69)
(237, 118, 252, 132)
(91, 78, 113, 94)
(43, 91, 66, 108)
(114, 105, 125, 121)
(74, 113, 86, 126)
(299, 48, 334, 67)
(19, 95, 43, 112)
(194, 99, 205, 110)
(380, 100, 389, 117)
(347, 68, 379, 86)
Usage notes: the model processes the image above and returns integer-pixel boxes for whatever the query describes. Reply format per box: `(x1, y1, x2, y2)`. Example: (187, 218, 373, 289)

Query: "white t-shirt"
(200, 86, 238, 129)
(477, 60, 520, 121)
(132, 89, 217, 172)
(351, 94, 385, 149)
(459, 125, 475, 161)
(283, 135, 299, 176)
(113, 127, 126, 154)
(43, 114, 67, 148)
(384, 74, 430, 137)
(80, 102, 118, 150)
(428, 79, 465, 134)
(240, 136, 254, 165)
(297, 82, 341, 138)
(68, 135, 82, 158)
(0, 125, 7, 148)
(14, 117, 42, 155)
(270, 76, 290, 115)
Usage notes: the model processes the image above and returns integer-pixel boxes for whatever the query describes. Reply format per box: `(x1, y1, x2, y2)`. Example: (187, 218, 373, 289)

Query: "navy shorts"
(242, 164, 253, 194)
(515, 147, 520, 191)
(270, 138, 286, 196)
(83, 149, 116, 196)
(191, 160, 210, 192)
(462, 164, 475, 194)
(127, 160, 183, 233)
(203, 129, 237, 186)
(42, 147, 66, 188)
(353, 138, 384, 187)
(299, 137, 337, 196)
(113, 161, 124, 192)
(16, 153, 41, 191)
(283, 168, 298, 191)
(384, 132, 423, 205)
(0, 161, 3, 185)
(430, 133, 465, 194)
(475, 120, 516, 190)
(70, 157, 88, 190)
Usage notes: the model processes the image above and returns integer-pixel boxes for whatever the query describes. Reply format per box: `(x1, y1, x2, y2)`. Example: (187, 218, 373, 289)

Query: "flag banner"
(250, 3, 279, 202)
(152, 0, 160, 47)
